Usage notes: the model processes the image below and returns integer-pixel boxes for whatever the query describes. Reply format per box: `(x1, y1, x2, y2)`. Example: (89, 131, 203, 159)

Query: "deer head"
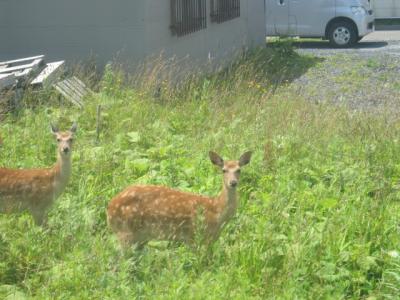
(51, 122, 77, 158)
(209, 151, 252, 190)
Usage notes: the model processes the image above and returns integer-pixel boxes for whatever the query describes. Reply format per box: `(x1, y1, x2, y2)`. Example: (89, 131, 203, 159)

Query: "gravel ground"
(286, 33, 400, 113)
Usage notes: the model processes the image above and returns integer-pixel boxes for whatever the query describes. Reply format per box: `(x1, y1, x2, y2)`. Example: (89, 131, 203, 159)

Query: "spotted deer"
(0, 123, 77, 225)
(107, 151, 252, 248)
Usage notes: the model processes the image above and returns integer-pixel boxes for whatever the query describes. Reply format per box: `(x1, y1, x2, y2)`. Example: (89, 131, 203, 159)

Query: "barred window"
(210, 0, 240, 23)
(170, 0, 207, 36)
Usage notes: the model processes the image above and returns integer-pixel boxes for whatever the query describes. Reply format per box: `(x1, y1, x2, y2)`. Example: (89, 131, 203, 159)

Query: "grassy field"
(1, 44, 400, 299)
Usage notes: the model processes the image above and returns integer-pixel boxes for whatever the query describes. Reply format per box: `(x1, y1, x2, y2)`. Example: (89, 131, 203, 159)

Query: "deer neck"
(215, 185, 238, 226)
(52, 152, 72, 198)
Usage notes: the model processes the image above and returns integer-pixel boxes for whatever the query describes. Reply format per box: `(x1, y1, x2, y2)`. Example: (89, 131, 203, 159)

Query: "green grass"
(1, 45, 400, 299)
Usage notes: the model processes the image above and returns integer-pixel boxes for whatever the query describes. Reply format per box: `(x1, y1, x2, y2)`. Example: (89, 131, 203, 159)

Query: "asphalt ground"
(293, 31, 400, 57)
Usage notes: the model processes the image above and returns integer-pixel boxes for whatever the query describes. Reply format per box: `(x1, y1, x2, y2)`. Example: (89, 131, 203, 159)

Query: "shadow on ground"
(290, 40, 388, 50)
(221, 45, 325, 91)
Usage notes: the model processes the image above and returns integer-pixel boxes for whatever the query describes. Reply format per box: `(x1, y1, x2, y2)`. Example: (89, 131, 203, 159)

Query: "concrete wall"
(144, 0, 254, 68)
(145, 0, 267, 68)
(373, 0, 400, 18)
(0, 0, 146, 64)
(247, 0, 267, 46)
(0, 0, 265, 68)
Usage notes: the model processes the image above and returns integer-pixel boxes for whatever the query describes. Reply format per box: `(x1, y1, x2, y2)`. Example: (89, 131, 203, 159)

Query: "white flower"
(387, 250, 399, 258)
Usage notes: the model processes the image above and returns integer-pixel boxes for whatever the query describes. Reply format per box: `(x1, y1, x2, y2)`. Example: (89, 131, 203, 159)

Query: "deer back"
(107, 185, 222, 243)
(0, 167, 56, 213)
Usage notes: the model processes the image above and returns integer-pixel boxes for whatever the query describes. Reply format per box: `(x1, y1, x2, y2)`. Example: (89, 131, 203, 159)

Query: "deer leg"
(31, 209, 47, 226)
(134, 241, 148, 251)
(117, 231, 135, 248)
(116, 231, 147, 249)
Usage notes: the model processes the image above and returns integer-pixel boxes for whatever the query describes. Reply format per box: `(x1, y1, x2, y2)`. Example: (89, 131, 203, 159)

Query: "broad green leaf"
(320, 198, 338, 209)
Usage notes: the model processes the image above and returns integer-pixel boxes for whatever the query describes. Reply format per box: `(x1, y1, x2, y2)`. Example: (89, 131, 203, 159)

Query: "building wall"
(0, 0, 146, 64)
(247, 0, 267, 46)
(0, 0, 265, 68)
(373, 0, 400, 18)
(144, 0, 266, 64)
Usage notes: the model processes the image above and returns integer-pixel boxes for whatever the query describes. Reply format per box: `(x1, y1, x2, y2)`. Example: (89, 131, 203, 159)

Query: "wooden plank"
(53, 76, 92, 108)
(63, 78, 85, 98)
(14, 68, 33, 79)
(0, 55, 45, 67)
(0, 58, 44, 74)
(54, 84, 81, 107)
(54, 80, 84, 107)
(70, 76, 91, 95)
(64, 77, 91, 99)
(0, 73, 16, 89)
(31, 61, 64, 87)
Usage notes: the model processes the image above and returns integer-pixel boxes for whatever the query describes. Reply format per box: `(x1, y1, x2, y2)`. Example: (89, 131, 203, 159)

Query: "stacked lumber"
(0, 55, 91, 113)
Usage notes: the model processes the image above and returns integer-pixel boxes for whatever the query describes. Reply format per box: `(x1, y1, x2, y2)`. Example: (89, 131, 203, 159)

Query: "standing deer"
(0, 122, 77, 225)
(107, 151, 252, 248)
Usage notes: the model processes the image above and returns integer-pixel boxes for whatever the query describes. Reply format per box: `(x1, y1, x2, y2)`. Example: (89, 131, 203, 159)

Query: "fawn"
(0, 123, 77, 225)
(107, 151, 252, 248)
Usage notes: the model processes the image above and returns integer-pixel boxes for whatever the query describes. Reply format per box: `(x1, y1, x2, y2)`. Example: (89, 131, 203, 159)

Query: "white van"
(266, 0, 375, 47)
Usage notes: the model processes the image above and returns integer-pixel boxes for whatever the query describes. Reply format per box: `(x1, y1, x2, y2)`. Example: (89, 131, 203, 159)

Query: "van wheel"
(328, 21, 357, 48)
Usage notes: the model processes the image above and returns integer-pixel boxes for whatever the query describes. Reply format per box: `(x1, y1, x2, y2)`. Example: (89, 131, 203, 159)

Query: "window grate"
(170, 0, 207, 37)
(210, 0, 240, 23)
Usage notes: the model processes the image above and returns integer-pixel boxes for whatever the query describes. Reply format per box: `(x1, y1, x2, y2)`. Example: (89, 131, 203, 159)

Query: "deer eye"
(236, 169, 241, 174)
(222, 169, 228, 173)
(57, 138, 61, 142)
(68, 138, 73, 142)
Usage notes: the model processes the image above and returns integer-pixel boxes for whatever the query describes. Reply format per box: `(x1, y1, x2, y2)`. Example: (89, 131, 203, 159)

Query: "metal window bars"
(210, 0, 240, 23)
(170, 0, 207, 36)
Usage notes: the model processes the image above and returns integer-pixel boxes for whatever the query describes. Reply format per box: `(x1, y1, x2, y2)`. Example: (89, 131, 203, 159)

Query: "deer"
(0, 122, 77, 225)
(107, 151, 252, 248)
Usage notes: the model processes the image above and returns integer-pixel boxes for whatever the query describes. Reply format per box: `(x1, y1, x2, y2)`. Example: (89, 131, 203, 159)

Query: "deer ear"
(70, 122, 77, 133)
(50, 123, 59, 134)
(239, 151, 252, 167)
(209, 151, 224, 168)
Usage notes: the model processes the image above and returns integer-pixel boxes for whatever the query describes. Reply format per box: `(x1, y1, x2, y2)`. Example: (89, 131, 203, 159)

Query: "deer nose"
(62, 147, 70, 153)
(229, 180, 238, 188)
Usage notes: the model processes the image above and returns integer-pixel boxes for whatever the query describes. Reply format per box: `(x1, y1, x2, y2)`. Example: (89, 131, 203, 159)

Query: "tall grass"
(1, 44, 400, 299)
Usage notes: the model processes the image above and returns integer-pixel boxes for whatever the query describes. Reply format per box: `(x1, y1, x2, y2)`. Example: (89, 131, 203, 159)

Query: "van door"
(266, 0, 290, 35)
(289, 0, 336, 37)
